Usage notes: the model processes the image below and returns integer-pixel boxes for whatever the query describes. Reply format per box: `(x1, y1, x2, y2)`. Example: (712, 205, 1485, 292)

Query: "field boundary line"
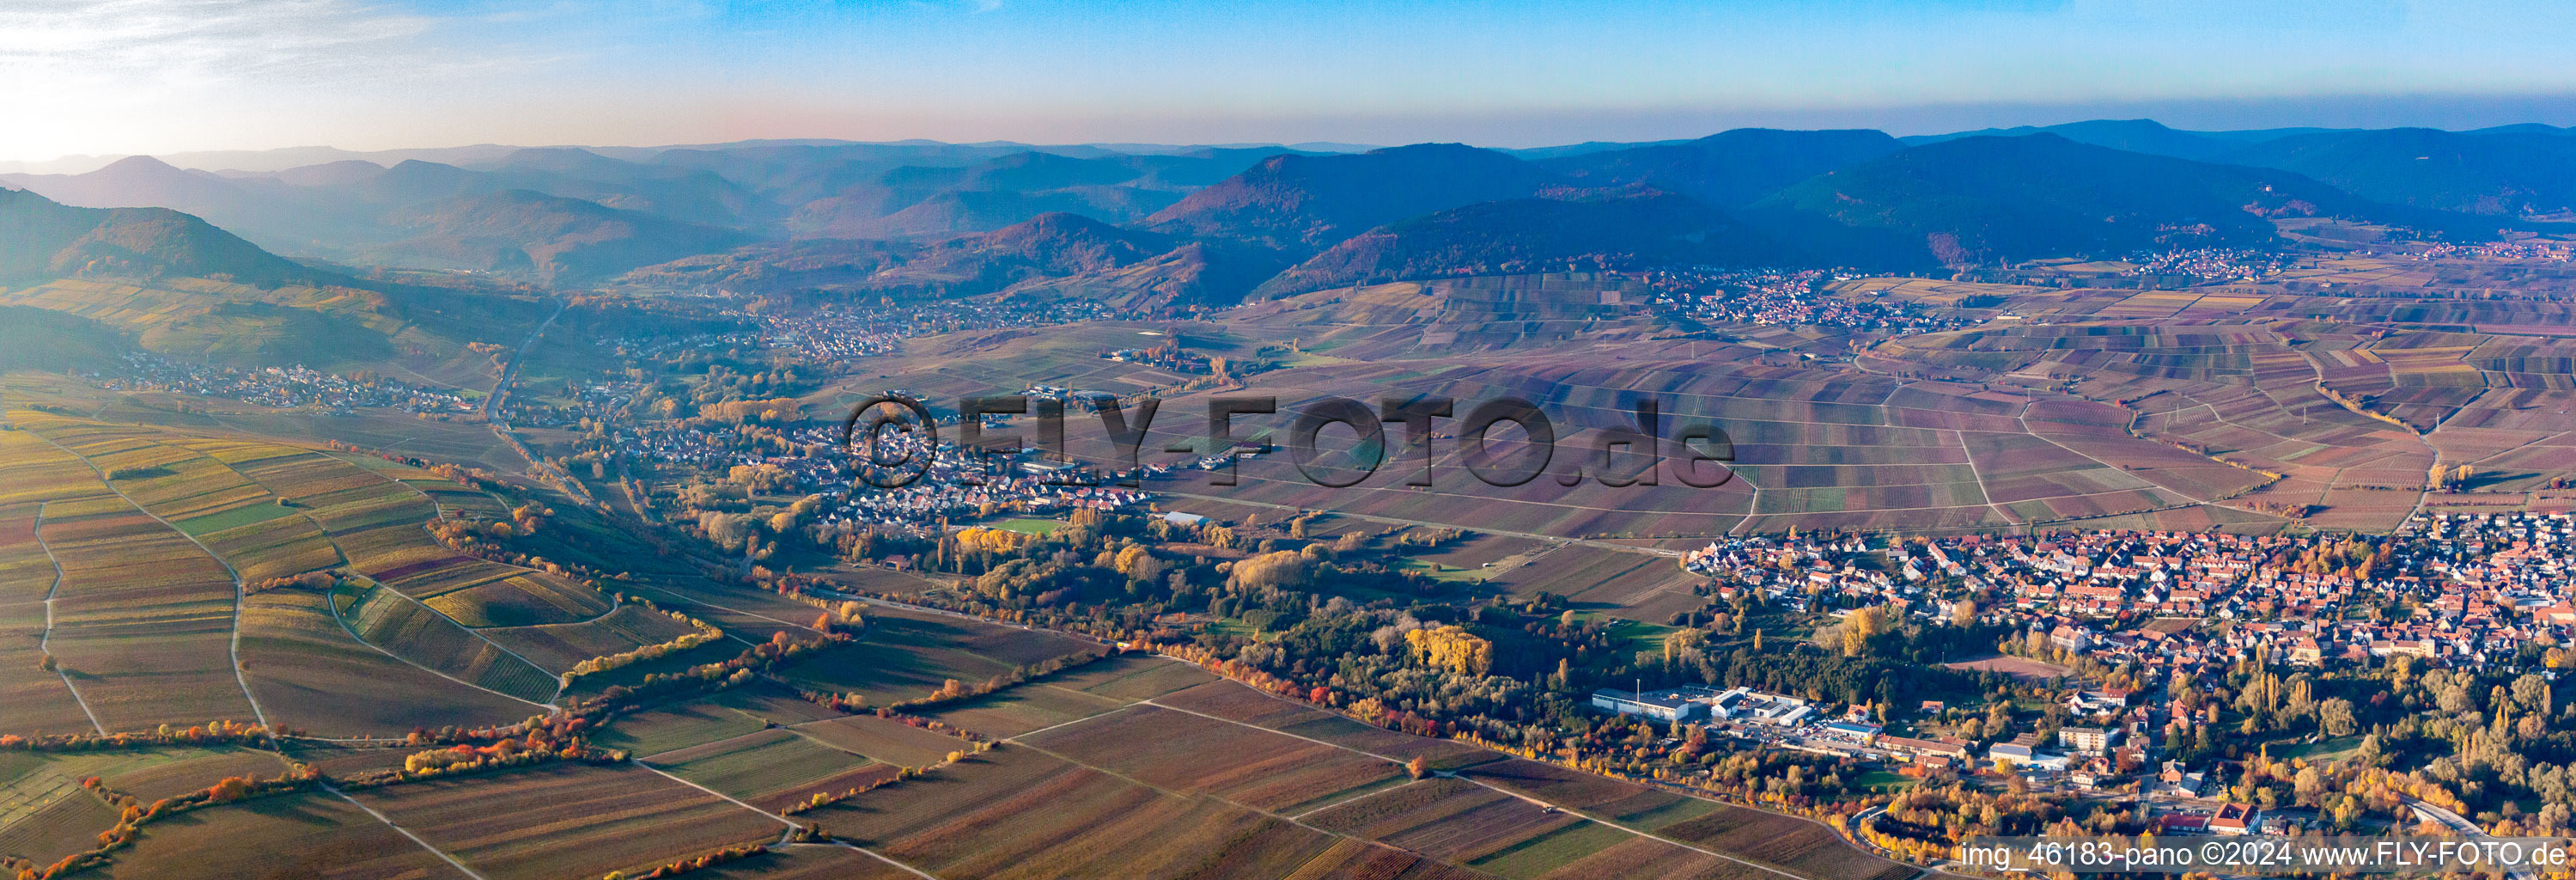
(306, 448, 610, 703)
(29, 501, 108, 736)
(351, 580, 561, 705)
(1947, 429, 2021, 529)
(827, 841, 941, 880)
(1287, 776, 1430, 822)
(116, 438, 558, 714)
(320, 781, 492, 880)
(1002, 701, 1133, 742)
(27, 430, 271, 730)
(995, 731, 1426, 871)
(631, 761, 795, 827)
(1139, 693, 1840, 880)
(323, 580, 557, 712)
(635, 720, 867, 765)
(2013, 409, 2214, 504)
(627, 761, 941, 879)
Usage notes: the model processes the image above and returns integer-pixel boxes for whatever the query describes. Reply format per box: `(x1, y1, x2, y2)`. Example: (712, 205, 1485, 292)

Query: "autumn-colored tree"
(206, 777, 252, 804)
(1228, 551, 1310, 591)
(1408, 755, 1430, 779)
(1404, 626, 1493, 676)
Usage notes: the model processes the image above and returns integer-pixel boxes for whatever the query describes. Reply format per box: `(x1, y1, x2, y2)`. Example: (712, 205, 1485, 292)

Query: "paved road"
(478, 300, 604, 512)
(2409, 798, 2536, 880)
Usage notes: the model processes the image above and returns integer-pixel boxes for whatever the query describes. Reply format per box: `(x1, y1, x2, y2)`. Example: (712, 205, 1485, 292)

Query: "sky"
(9, 0, 2576, 162)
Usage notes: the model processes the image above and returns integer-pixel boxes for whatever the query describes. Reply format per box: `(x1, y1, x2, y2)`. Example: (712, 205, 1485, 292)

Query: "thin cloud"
(1, 0, 439, 85)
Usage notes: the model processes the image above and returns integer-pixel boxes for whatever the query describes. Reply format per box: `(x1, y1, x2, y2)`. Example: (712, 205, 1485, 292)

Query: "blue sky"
(9, 0, 2576, 159)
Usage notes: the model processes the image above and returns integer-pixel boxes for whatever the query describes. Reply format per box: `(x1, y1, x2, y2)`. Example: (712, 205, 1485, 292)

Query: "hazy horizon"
(9, 95, 2576, 175)
(13, 0, 2576, 164)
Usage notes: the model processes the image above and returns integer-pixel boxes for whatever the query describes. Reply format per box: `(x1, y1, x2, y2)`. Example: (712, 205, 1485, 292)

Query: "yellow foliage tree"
(1405, 625, 1492, 676)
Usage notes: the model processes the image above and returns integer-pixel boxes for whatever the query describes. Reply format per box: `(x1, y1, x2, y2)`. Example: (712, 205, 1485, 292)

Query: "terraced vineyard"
(0, 412, 669, 733)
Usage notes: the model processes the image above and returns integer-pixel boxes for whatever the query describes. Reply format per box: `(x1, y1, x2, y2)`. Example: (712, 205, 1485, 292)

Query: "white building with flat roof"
(1590, 689, 1705, 723)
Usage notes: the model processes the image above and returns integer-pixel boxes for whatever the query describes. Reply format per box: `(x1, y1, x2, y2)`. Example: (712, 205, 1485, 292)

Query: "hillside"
(0, 186, 320, 287)
(615, 238, 916, 296)
(1537, 128, 1903, 206)
(850, 212, 1282, 308)
(1256, 192, 1769, 296)
(783, 149, 1292, 239)
(0, 305, 131, 370)
(1897, 119, 2250, 161)
(800, 186, 1184, 240)
(1747, 135, 2393, 266)
(371, 189, 757, 281)
(1142, 143, 1565, 255)
(2220, 127, 2576, 216)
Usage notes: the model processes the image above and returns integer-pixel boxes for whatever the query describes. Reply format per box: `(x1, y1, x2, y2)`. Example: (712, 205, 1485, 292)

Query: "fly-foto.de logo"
(839, 394, 1736, 492)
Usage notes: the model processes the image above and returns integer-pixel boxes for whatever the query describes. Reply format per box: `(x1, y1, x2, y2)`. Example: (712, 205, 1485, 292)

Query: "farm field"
(795, 713, 984, 768)
(917, 679, 1130, 738)
(806, 746, 1457, 880)
(776, 604, 1096, 705)
(1301, 777, 1589, 865)
(237, 582, 547, 734)
(1021, 704, 1408, 813)
(0, 410, 680, 736)
(91, 791, 475, 880)
(588, 700, 777, 758)
(643, 728, 890, 811)
(586, 683, 846, 756)
(344, 763, 787, 880)
(0, 789, 119, 868)
(0, 576, 96, 736)
(0, 749, 255, 865)
(103, 749, 289, 801)
(1492, 544, 1701, 622)
(683, 845, 925, 880)
(32, 487, 255, 732)
(478, 602, 701, 674)
(336, 580, 561, 704)
(1462, 760, 1914, 880)
(772, 656, 1898, 880)
(1042, 652, 1221, 702)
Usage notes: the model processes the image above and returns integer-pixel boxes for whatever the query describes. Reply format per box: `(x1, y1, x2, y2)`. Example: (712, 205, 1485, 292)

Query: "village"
(90, 351, 479, 416)
(1622, 510, 2576, 846)
(1646, 266, 1974, 334)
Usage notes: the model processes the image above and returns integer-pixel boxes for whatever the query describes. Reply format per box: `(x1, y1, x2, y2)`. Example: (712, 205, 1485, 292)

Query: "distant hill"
(616, 239, 915, 296)
(1, 156, 370, 254)
(1746, 135, 2381, 266)
(1898, 119, 2249, 161)
(0, 186, 320, 287)
(784, 150, 1290, 239)
(800, 186, 1185, 240)
(629, 211, 1283, 309)
(371, 189, 756, 281)
(10, 129, 2548, 292)
(999, 241, 1289, 310)
(868, 212, 1283, 308)
(1502, 138, 1700, 161)
(467, 148, 778, 227)
(0, 188, 557, 368)
(1257, 192, 1769, 297)
(1142, 144, 1565, 255)
(1538, 129, 1903, 206)
(0, 305, 132, 371)
(2219, 128, 2576, 216)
